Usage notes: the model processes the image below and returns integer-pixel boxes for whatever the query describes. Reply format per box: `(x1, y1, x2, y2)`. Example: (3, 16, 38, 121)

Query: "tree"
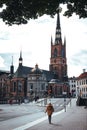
(0, 0, 87, 26)
(64, 0, 87, 18)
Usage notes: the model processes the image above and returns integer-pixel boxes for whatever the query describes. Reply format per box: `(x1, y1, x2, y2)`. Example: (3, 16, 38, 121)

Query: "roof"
(30, 64, 43, 75)
(77, 72, 87, 79)
(13, 66, 32, 78)
(42, 70, 55, 82)
(68, 76, 76, 80)
(13, 65, 55, 82)
(0, 70, 10, 75)
(49, 79, 60, 84)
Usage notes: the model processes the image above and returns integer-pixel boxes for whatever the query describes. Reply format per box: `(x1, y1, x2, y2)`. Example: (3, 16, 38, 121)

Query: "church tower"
(49, 12, 67, 81)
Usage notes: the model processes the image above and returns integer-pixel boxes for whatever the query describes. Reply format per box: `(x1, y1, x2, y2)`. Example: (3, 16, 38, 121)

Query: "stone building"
(27, 64, 48, 99)
(9, 51, 54, 101)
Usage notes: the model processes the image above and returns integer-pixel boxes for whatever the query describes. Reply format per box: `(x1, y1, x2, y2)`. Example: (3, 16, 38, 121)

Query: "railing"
(0, 99, 8, 104)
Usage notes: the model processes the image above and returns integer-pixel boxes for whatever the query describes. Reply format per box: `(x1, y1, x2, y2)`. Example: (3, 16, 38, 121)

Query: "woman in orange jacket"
(45, 103, 54, 124)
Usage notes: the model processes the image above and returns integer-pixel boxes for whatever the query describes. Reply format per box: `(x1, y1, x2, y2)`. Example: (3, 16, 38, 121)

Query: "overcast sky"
(0, 5, 87, 77)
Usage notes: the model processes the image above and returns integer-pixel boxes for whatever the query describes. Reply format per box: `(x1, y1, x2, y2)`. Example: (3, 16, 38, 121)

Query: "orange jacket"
(46, 103, 54, 116)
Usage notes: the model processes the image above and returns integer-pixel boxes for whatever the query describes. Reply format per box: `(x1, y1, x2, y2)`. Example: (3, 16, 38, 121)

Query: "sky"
(0, 5, 87, 77)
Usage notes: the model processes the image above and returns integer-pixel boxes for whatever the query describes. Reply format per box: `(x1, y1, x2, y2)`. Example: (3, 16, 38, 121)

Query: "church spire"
(12, 56, 13, 66)
(10, 56, 14, 75)
(19, 50, 23, 66)
(64, 36, 66, 45)
(55, 12, 62, 44)
(51, 35, 53, 45)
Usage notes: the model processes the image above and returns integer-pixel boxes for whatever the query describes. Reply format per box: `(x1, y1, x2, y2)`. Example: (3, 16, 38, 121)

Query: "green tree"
(0, 0, 87, 25)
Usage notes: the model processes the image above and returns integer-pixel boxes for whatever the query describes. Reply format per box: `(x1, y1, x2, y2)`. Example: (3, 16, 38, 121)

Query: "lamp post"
(77, 87, 79, 98)
(63, 91, 67, 112)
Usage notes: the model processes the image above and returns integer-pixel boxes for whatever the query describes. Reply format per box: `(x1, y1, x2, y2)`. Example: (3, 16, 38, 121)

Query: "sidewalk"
(25, 99, 87, 130)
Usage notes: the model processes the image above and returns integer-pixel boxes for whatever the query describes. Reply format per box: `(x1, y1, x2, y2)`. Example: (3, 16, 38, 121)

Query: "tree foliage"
(0, 0, 87, 25)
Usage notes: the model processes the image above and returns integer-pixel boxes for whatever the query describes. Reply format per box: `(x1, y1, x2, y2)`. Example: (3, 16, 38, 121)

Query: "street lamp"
(63, 91, 67, 112)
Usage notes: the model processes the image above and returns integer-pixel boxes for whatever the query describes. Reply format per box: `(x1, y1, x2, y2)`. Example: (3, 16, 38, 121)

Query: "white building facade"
(68, 76, 76, 97)
(76, 70, 87, 99)
(27, 64, 48, 99)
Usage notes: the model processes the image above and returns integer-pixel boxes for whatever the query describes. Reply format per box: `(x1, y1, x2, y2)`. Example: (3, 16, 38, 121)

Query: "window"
(74, 84, 76, 87)
(86, 79, 87, 84)
(13, 86, 16, 92)
(18, 81, 22, 92)
(30, 84, 33, 90)
(82, 88, 83, 92)
(13, 82, 16, 92)
(54, 48, 58, 57)
(84, 88, 85, 92)
(62, 49, 65, 58)
(86, 87, 87, 92)
(82, 80, 83, 85)
(84, 80, 85, 84)
(41, 84, 45, 90)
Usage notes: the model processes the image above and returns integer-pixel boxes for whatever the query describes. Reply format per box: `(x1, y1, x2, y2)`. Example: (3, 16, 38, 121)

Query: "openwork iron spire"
(55, 10, 62, 44)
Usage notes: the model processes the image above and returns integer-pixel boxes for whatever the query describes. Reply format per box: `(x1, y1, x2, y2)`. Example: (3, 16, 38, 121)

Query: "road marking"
(13, 109, 64, 130)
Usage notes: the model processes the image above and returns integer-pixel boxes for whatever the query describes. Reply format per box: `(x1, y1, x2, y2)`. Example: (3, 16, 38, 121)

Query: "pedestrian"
(9, 99, 13, 105)
(45, 103, 54, 124)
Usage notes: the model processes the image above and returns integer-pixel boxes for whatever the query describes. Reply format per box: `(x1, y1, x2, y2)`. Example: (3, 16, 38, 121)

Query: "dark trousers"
(48, 115, 51, 124)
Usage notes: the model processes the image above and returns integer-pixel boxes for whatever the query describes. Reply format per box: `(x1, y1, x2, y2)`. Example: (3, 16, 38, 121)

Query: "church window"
(13, 86, 16, 92)
(12, 82, 16, 92)
(62, 49, 65, 58)
(54, 48, 58, 57)
(18, 81, 22, 92)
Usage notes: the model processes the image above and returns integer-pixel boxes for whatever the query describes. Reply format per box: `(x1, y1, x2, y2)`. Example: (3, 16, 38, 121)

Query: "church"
(0, 12, 69, 102)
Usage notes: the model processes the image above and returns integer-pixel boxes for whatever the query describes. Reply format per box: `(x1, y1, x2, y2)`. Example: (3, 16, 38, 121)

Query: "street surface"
(26, 99, 87, 130)
(0, 98, 71, 130)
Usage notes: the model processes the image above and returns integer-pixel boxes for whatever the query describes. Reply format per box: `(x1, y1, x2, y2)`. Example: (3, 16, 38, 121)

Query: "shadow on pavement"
(50, 123, 62, 127)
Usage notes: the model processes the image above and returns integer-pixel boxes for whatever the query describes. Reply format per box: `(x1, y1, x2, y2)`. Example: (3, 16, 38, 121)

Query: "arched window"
(54, 48, 58, 57)
(62, 49, 65, 58)
(18, 81, 22, 92)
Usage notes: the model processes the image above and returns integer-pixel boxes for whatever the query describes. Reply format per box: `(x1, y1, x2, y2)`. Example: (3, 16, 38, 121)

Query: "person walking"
(45, 103, 54, 124)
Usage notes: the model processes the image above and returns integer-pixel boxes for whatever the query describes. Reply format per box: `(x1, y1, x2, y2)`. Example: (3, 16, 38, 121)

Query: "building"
(0, 70, 10, 102)
(68, 76, 76, 97)
(49, 13, 67, 81)
(48, 11, 69, 97)
(76, 69, 87, 98)
(8, 51, 54, 101)
(27, 64, 48, 100)
(0, 11, 70, 102)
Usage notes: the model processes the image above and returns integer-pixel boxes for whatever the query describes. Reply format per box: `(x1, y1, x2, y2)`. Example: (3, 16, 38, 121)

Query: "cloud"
(71, 50, 87, 66)
(67, 50, 87, 77)
(0, 8, 87, 77)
